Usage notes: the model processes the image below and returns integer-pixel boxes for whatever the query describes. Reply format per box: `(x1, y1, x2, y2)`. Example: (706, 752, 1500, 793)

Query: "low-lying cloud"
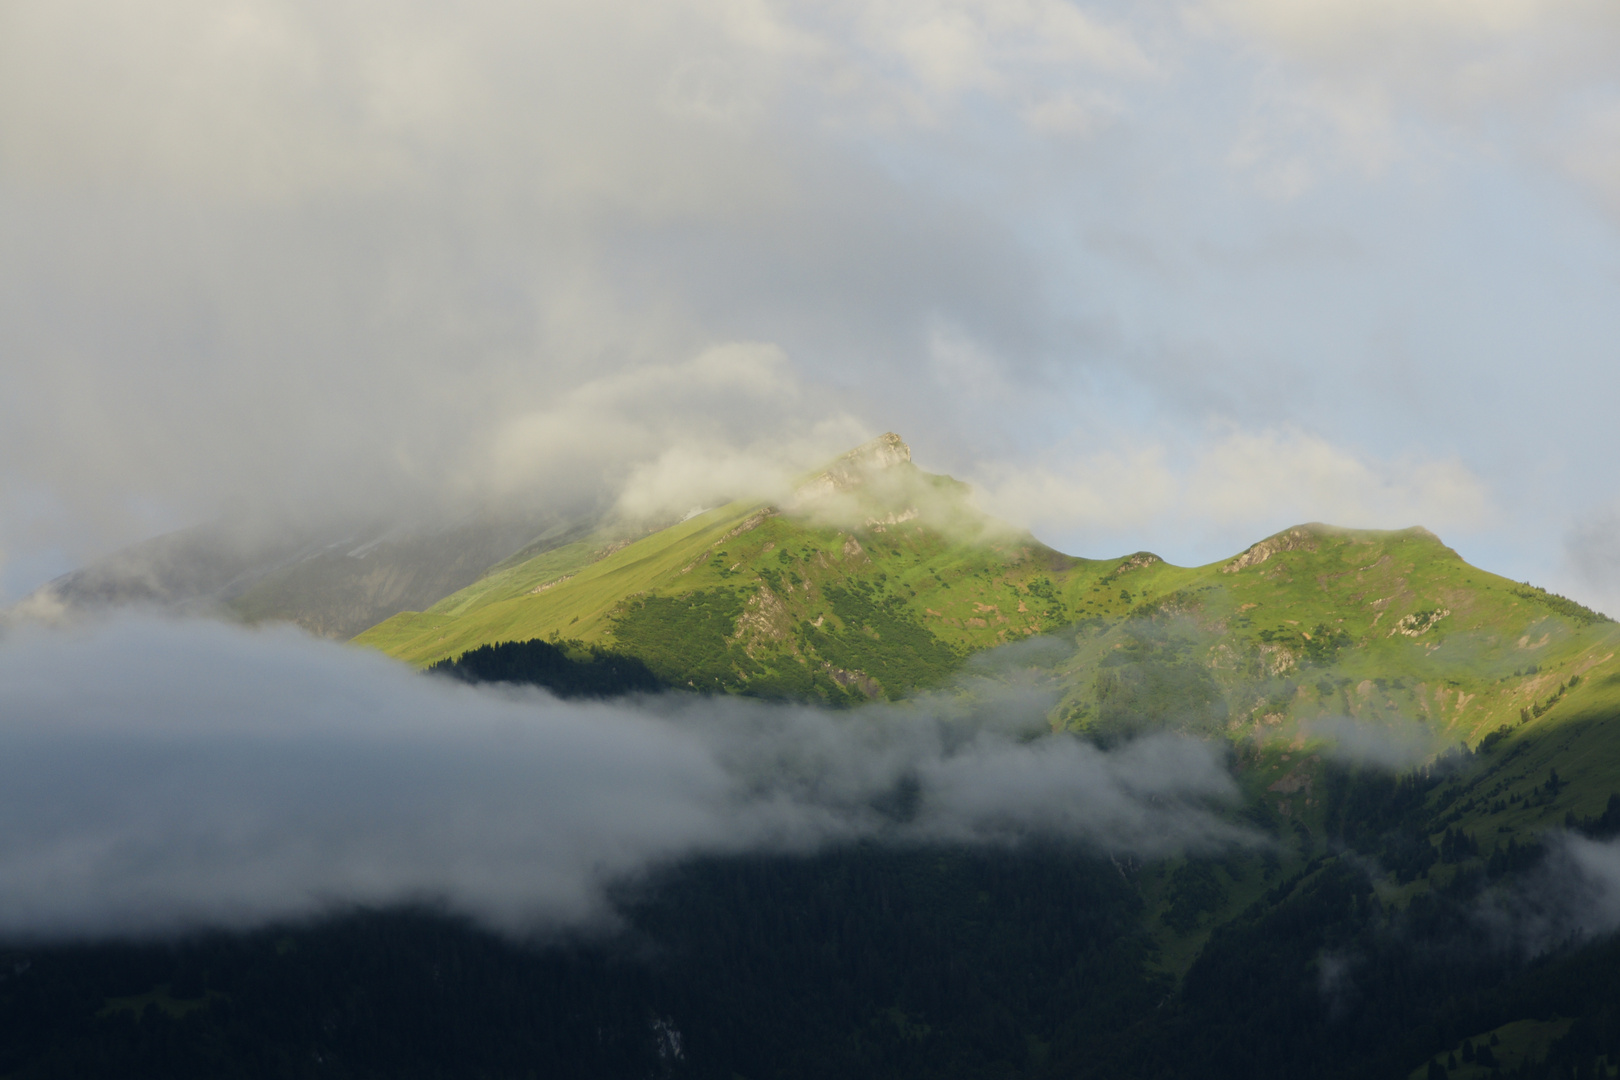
(0, 615, 1250, 939)
(1298, 714, 1440, 771)
(1476, 831, 1620, 957)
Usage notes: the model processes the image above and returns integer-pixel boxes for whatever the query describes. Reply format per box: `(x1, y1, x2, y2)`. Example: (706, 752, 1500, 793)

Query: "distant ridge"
(16, 509, 593, 639)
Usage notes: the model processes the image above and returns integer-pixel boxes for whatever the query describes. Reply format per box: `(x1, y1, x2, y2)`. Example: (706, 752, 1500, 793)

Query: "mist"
(1475, 831, 1620, 958)
(0, 614, 1250, 940)
(1298, 714, 1441, 771)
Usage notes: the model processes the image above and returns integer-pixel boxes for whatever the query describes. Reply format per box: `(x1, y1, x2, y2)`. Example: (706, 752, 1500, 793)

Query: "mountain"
(12, 432, 1620, 1079)
(36, 431, 1620, 936)
(356, 432, 1088, 699)
(357, 431, 1620, 982)
(357, 435, 1620, 776)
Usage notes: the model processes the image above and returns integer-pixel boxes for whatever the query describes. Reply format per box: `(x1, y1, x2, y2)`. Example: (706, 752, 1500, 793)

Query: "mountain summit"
(790, 431, 911, 504)
(358, 432, 1051, 700)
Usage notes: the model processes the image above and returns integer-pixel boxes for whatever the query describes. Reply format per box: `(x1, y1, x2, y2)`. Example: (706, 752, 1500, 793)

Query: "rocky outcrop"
(1221, 527, 1321, 573)
(1390, 609, 1449, 637)
(733, 586, 793, 654)
(790, 433, 911, 504)
(724, 509, 776, 540)
(1108, 552, 1161, 577)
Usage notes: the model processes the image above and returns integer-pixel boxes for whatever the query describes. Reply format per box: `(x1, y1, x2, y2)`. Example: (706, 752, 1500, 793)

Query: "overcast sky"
(4, 0, 1620, 609)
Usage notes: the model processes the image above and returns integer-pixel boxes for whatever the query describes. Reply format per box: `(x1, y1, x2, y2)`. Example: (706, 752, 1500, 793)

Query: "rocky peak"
(791, 433, 911, 504)
(1220, 526, 1321, 573)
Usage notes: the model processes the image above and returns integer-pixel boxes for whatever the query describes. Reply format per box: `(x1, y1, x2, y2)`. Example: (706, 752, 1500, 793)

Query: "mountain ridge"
(352, 435, 1620, 963)
(12, 433, 1620, 1078)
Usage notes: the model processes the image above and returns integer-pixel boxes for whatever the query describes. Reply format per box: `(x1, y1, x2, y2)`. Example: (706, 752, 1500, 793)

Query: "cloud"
(480, 343, 864, 509)
(0, 0, 1074, 578)
(844, 0, 1153, 109)
(1198, 0, 1620, 206)
(0, 0, 1152, 199)
(3, 0, 1617, 624)
(1477, 832, 1620, 956)
(0, 615, 1250, 939)
(1185, 428, 1492, 529)
(1298, 715, 1439, 771)
(1201, 0, 1615, 85)
(916, 731, 1241, 844)
(969, 425, 1494, 556)
(1566, 507, 1620, 590)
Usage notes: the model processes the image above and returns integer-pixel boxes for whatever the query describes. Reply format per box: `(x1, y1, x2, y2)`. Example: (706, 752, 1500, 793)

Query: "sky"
(4, 0, 1620, 609)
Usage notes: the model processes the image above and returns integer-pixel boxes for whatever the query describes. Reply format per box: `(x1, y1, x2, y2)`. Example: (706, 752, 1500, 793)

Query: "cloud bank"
(0, 616, 1248, 939)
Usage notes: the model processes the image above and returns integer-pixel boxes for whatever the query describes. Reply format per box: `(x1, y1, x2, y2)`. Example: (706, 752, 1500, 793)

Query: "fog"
(1475, 831, 1620, 958)
(0, 615, 1249, 939)
(1298, 714, 1441, 771)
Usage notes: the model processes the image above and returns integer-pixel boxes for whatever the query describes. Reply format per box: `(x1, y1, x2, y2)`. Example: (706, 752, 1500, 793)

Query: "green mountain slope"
(358, 436, 1618, 749)
(14, 435, 1620, 1079)
(356, 433, 1125, 700)
(357, 433, 1620, 970)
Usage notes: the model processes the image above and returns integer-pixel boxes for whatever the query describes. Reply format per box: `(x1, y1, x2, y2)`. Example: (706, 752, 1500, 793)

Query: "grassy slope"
(1181, 525, 1620, 848)
(356, 473, 1619, 764)
(344, 451, 1620, 1078)
(354, 461, 1620, 977)
(1406, 1019, 1579, 1080)
(355, 462, 1134, 690)
(1035, 524, 1620, 973)
(1069, 524, 1619, 748)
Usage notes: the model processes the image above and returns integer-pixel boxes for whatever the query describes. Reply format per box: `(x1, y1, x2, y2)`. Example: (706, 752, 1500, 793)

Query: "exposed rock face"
(1221, 526, 1321, 573)
(1390, 609, 1450, 637)
(1267, 756, 1320, 795)
(865, 508, 919, 528)
(1259, 642, 1298, 676)
(734, 585, 792, 654)
(724, 510, 775, 540)
(26, 521, 330, 613)
(824, 664, 881, 698)
(790, 432, 911, 504)
(1110, 553, 1161, 576)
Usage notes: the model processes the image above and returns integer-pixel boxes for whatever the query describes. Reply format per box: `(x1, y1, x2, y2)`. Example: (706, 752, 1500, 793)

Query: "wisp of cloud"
(0, 615, 1250, 939)
(1476, 831, 1620, 957)
(1298, 714, 1440, 771)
